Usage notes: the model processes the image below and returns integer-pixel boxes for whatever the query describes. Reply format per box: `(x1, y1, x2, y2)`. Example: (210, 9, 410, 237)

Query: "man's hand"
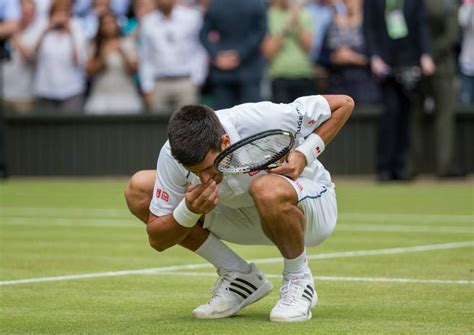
(215, 50, 240, 70)
(268, 151, 307, 180)
(185, 180, 219, 214)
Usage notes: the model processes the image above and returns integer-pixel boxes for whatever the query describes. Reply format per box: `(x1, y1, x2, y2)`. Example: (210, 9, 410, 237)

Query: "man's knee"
(124, 170, 155, 221)
(249, 175, 297, 208)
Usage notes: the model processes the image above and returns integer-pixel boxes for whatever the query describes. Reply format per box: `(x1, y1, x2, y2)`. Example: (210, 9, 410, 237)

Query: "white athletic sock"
(195, 233, 252, 274)
(283, 248, 310, 275)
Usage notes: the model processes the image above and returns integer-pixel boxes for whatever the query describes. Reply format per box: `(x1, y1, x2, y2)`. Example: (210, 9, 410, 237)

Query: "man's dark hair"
(168, 104, 225, 166)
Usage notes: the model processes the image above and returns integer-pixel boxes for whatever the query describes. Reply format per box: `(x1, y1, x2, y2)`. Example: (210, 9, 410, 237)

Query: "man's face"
(184, 134, 230, 185)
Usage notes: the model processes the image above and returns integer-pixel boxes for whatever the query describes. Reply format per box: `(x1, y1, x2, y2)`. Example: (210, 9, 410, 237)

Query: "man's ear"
(221, 134, 231, 150)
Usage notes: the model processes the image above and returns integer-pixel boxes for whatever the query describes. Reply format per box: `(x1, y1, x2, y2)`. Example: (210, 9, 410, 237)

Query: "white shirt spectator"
(33, 19, 88, 99)
(0, 0, 21, 21)
(85, 38, 143, 114)
(138, 6, 207, 92)
(4, 19, 47, 102)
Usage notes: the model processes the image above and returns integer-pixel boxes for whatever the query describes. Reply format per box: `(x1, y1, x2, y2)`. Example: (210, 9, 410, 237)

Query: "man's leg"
(249, 175, 317, 322)
(124, 170, 272, 318)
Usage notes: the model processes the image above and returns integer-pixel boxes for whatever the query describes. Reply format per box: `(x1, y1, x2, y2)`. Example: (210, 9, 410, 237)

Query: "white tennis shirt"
(150, 95, 333, 217)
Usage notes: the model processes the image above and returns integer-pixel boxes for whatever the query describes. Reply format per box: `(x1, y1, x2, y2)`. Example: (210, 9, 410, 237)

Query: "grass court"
(1, 178, 473, 334)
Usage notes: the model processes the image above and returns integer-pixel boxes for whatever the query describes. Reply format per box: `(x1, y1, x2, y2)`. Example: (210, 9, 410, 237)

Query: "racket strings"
(217, 134, 292, 172)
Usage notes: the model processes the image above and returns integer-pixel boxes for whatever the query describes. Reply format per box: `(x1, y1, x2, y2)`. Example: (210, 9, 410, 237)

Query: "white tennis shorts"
(203, 177, 337, 246)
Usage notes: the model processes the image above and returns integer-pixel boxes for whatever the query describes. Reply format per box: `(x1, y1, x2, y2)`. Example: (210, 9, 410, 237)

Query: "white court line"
(1, 217, 473, 234)
(335, 224, 474, 234)
(1, 241, 472, 286)
(154, 271, 473, 285)
(1, 208, 473, 223)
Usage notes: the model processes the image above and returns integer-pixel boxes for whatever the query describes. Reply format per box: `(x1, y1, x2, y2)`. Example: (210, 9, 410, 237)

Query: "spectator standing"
(409, 0, 461, 178)
(306, 0, 345, 63)
(32, 0, 88, 113)
(84, 12, 142, 114)
(262, 0, 314, 103)
(363, 0, 435, 181)
(0, 0, 21, 180)
(3, 0, 46, 114)
(458, 0, 474, 105)
(139, 0, 204, 113)
(199, 0, 267, 109)
(319, 0, 380, 104)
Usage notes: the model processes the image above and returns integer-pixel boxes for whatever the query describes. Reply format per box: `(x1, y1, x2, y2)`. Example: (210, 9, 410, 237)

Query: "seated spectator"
(3, 0, 46, 114)
(262, 0, 315, 103)
(139, 0, 204, 113)
(458, 0, 474, 105)
(32, 0, 88, 113)
(84, 11, 142, 114)
(319, 0, 380, 104)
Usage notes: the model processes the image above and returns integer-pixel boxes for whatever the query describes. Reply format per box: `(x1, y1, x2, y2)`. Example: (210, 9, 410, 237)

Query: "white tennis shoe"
(270, 270, 317, 322)
(192, 263, 273, 319)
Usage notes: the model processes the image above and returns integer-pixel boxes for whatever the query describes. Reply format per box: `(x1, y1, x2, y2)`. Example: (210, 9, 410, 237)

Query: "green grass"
(1, 178, 473, 334)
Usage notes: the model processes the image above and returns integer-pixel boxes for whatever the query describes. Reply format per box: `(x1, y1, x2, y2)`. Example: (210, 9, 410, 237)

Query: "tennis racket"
(214, 129, 295, 174)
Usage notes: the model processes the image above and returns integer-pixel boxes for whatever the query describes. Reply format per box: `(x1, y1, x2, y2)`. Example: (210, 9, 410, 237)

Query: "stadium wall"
(5, 105, 474, 176)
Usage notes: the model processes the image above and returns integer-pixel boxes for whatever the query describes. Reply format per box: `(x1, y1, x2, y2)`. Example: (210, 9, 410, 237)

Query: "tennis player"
(125, 94, 354, 322)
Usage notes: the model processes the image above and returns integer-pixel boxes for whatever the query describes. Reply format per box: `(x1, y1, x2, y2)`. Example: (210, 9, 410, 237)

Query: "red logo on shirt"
(161, 191, 169, 202)
(315, 146, 321, 154)
(155, 189, 161, 198)
(308, 119, 316, 125)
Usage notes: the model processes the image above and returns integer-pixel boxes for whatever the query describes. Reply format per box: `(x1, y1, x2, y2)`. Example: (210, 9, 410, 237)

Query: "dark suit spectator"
(363, 0, 435, 181)
(458, 0, 474, 105)
(319, 0, 380, 104)
(200, 0, 267, 109)
(409, 0, 461, 178)
(262, 0, 314, 103)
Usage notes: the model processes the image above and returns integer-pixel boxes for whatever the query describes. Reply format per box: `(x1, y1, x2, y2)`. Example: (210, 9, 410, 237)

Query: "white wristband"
(295, 133, 325, 165)
(172, 198, 201, 228)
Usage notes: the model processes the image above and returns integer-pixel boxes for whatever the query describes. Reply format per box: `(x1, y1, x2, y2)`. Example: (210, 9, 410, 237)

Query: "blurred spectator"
(364, 0, 435, 181)
(3, 0, 46, 114)
(32, 0, 52, 19)
(32, 0, 88, 113)
(138, 0, 205, 113)
(306, 0, 345, 93)
(409, 0, 461, 178)
(84, 12, 142, 114)
(262, 0, 314, 103)
(79, 0, 128, 41)
(1, 0, 21, 180)
(73, 0, 131, 18)
(319, 0, 380, 104)
(306, 0, 345, 62)
(125, 0, 156, 37)
(200, 0, 267, 109)
(458, 0, 474, 105)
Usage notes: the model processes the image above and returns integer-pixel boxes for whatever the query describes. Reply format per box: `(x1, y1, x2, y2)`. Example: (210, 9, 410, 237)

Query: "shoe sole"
(192, 281, 273, 319)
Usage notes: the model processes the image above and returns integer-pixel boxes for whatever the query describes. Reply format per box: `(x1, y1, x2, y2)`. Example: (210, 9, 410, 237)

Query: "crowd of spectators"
(1, 0, 472, 116)
(1, 0, 473, 180)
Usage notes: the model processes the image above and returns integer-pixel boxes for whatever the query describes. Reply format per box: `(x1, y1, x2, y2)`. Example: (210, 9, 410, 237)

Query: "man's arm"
(147, 180, 219, 252)
(269, 95, 354, 179)
(313, 94, 354, 145)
